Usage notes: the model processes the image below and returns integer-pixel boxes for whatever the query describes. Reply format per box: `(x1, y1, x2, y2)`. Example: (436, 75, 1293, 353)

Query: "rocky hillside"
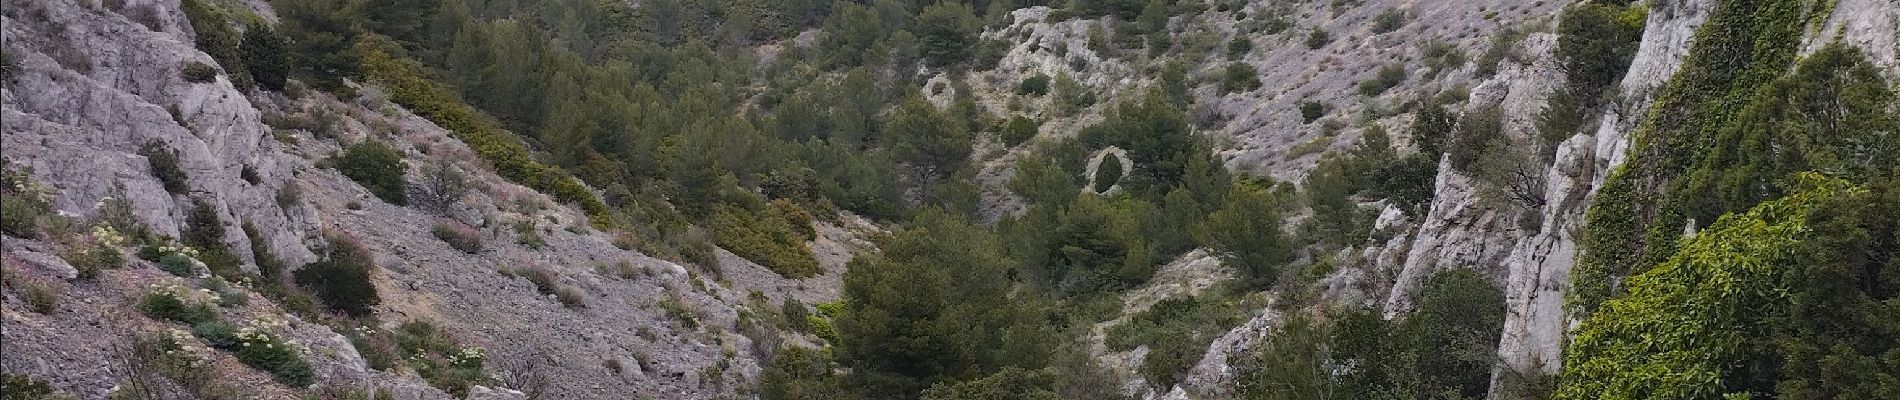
(4, 0, 1898, 399)
(0, 1, 874, 399)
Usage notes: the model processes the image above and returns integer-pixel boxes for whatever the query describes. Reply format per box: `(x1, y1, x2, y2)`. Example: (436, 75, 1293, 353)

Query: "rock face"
(1486, 0, 1717, 386)
(1, 1, 820, 399)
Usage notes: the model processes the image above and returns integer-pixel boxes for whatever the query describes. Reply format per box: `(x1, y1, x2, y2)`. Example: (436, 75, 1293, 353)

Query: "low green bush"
(1106, 295, 1242, 389)
(192, 320, 239, 349)
(232, 317, 315, 387)
(512, 219, 545, 249)
(139, 140, 189, 194)
(1001, 116, 1039, 147)
(0, 195, 45, 238)
(709, 205, 821, 278)
(138, 282, 219, 324)
(1, 373, 61, 399)
(181, 61, 219, 83)
(1299, 101, 1327, 124)
(1017, 74, 1052, 96)
(660, 297, 701, 330)
(387, 320, 489, 396)
(1356, 64, 1408, 97)
(293, 233, 380, 317)
(1219, 63, 1263, 94)
(1304, 27, 1331, 49)
(334, 141, 408, 206)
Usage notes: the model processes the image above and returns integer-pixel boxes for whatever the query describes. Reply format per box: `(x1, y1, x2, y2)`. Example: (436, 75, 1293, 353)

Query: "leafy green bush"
(17, 278, 59, 314)
(660, 297, 700, 330)
(1298, 101, 1327, 124)
(1219, 63, 1262, 94)
(241, 25, 289, 91)
(140, 140, 189, 194)
(1356, 64, 1407, 97)
(139, 282, 219, 324)
(334, 141, 408, 205)
(192, 320, 240, 349)
(156, 252, 200, 277)
(1, 373, 61, 400)
(388, 320, 489, 396)
(1304, 27, 1331, 49)
(1555, 1, 1645, 107)
(181, 61, 219, 83)
(1371, 9, 1407, 34)
(710, 205, 821, 278)
(1227, 37, 1253, 60)
(1000, 116, 1039, 147)
(1106, 296, 1241, 389)
(232, 317, 315, 387)
(1194, 184, 1293, 287)
(293, 233, 380, 317)
(1017, 74, 1052, 96)
(179, 0, 248, 87)
(0, 195, 45, 239)
(431, 220, 484, 254)
(182, 199, 243, 280)
(1092, 156, 1123, 193)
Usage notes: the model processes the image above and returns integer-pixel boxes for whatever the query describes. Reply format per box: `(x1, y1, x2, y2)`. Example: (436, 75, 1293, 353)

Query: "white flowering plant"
(138, 279, 220, 324)
(232, 315, 315, 387)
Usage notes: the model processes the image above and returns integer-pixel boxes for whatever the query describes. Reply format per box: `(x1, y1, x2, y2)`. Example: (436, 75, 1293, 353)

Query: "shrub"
(1105, 296, 1242, 389)
(780, 298, 810, 332)
(19, 279, 59, 314)
(1356, 64, 1408, 97)
(179, 0, 248, 87)
(182, 199, 242, 280)
(1001, 116, 1039, 147)
(1371, 9, 1407, 34)
(232, 317, 315, 387)
(660, 297, 701, 330)
(1219, 62, 1262, 94)
(518, 267, 562, 297)
(512, 219, 545, 249)
(1, 373, 61, 399)
(431, 220, 484, 254)
(1304, 27, 1331, 49)
(138, 281, 219, 324)
(191, 320, 239, 349)
(181, 62, 218, 83)
(1017, 74, 1052, 96)
(390, 321, 488, 396)
(1446, 106, 1504, 172)
(276, 183, 303, 210)
(1299, 101, 1327, 124)
(1227, 37, 1253, 60)
(140, 140, 189, 194)
(156, 252, 201, 277)
(1093, 156, 1124, 193)
(709, 205, 822, 278)
(293, 233, 380, 317)
(334, 141, 408, 206)
(241, 25, 289, 91)
(0, 195, 45, 238)
(554, 286, 587, 309)
(1555, 2, 1645, 107)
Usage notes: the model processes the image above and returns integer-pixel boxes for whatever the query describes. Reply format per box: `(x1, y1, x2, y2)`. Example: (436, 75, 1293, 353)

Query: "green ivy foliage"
(1559, 175, 1900, 400)
(1572, 0, 1840, 312)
